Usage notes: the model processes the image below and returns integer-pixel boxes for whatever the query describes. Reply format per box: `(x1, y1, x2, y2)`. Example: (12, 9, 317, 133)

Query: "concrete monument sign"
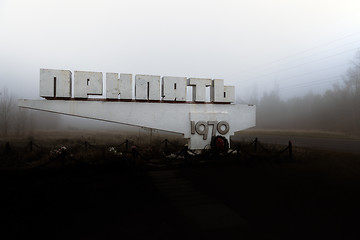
(18, 69, 256, 149)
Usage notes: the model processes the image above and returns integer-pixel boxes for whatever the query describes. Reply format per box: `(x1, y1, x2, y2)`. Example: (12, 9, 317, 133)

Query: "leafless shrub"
(0, 87, 14, 137)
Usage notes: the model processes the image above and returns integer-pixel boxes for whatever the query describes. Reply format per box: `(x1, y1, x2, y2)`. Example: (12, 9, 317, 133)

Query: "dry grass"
(240, 128, 360, 139)
(0, 130, 186, 171)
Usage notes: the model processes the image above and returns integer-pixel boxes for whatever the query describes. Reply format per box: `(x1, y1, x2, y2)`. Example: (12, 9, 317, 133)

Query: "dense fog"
(1, 1, 360, 137)
(0, 89, 61, 136)
(1, 51, 359, 137)
(252, 52, 360, 135)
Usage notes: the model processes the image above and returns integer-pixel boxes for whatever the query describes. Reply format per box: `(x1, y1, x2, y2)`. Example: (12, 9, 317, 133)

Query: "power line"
(239, 31, 360, 75)
(237, 32, 360, 98)
(279, 76, 341, 91)
(241, 39, 360, 77)
(266, 63, 348, 83)
(241, 47, 358, 84)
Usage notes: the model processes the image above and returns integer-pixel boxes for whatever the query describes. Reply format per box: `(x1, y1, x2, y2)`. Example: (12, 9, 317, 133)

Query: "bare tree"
(0, 87, 14, 137)
(343, 51, 360, 133)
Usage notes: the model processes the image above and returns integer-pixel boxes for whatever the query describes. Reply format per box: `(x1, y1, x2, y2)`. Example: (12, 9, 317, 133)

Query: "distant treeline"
(0, 88, 60, 137)
(254, 52, 360, 135)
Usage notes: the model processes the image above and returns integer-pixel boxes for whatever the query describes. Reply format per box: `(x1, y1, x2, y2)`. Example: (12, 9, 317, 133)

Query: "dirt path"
(148, 170, 246, 239)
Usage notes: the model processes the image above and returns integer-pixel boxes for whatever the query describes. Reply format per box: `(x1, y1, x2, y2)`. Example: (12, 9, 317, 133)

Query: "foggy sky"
(1, 0, 360, 101)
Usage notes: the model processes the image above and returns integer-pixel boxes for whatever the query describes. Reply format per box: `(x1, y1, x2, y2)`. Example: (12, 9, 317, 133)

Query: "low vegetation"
(1, 131, 359, 239)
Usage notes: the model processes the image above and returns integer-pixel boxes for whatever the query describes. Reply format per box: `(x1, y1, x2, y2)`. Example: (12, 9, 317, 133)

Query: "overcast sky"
(1, 0, 360, 101)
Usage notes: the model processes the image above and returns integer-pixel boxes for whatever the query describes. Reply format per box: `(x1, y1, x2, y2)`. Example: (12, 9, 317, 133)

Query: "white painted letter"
(74, 71, 103, 98)
(188, 78, 212, 102)
(40, 69, 72, 98)
(210, 79, 235, 103)
(106, 73, 132, 99)
(162, 76, 187, 101)
(135, 75, 160, 100)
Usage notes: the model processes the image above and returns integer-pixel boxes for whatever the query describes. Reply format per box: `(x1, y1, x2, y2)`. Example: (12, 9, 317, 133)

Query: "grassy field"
(239, 128, 360, 140)
(1, 130, 360, 239)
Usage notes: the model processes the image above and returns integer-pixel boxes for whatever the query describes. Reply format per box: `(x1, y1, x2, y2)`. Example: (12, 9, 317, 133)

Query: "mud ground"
(1, 146, 360, 239)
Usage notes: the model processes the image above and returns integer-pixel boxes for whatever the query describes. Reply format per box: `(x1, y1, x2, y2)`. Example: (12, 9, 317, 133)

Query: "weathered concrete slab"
(18, 99, 255, 149)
